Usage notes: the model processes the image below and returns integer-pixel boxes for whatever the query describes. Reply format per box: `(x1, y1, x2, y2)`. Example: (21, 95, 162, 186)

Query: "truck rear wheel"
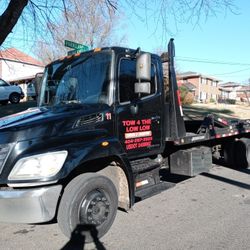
(234, 138, 250, 168)
(57, 173, 118, 243)
(222, 141, 235, 167)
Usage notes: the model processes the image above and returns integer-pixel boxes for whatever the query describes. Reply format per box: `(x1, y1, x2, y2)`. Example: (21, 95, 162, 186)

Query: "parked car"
(26, 82, 36, 100)
(0, 78, 24, 105)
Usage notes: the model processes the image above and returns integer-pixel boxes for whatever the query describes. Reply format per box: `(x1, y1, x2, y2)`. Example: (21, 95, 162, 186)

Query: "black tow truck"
(0, 39, 249, 242)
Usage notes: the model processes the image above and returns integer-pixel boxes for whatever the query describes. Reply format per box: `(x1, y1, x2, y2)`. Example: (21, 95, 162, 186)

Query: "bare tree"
(35, 0, 125, 63)
(246, 78, 250, 105)
(0, 0, 237, 48)
(244, 90, 250, 105)
(0, 0, 28, 46)
(120, 0, 236, 35)
(0, 0, 117, 47)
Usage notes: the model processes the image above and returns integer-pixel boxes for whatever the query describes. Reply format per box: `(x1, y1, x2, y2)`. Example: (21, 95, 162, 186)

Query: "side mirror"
(135, 53, 151, 94)
(136, 53, 151, 81)
(135, 82, 151, 94)
(34, 72, 43, 97)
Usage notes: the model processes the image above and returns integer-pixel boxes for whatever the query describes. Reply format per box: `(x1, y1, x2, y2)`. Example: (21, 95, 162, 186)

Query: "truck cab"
(38, 47, 165, 158)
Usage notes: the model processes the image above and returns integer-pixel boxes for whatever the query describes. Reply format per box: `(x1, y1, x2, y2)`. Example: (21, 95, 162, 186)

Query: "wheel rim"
(11, 94, 19, 103)
(79, 189, 111, 227)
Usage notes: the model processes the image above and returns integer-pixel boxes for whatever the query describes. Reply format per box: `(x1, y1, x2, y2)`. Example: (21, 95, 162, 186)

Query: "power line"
(3, 36, 250, 67)
(213, 67, 250, 76)
(176, 57, 250, 67)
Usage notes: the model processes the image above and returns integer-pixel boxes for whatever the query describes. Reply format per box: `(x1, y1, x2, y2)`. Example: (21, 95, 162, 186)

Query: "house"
(237, 85, 250, 103)
(0, 48, 44, 99)
(219, 82, 250, 102)
(219, 82, 242, 100)
(177, 71, 220, 102)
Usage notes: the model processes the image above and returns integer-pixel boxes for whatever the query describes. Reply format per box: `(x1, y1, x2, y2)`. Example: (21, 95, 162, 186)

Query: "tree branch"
(0, 0, 29, 46)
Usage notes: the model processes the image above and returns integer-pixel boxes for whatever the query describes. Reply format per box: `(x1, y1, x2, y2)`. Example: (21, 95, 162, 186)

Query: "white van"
(26, 82, 36, 100)
(0, 79, 24, 105)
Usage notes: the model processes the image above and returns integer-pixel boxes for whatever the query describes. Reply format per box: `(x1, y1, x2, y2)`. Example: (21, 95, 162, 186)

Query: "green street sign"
(65, 40, 83, 49)
(65, 40, 89, 55)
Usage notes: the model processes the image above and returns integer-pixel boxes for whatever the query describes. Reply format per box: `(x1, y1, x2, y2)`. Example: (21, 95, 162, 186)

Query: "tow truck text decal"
(122, 119, 153, 150)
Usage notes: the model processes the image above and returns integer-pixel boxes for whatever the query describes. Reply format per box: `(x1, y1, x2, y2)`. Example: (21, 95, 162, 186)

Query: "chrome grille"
(0, 144, 12, 175)
(73, 113, 104, 128)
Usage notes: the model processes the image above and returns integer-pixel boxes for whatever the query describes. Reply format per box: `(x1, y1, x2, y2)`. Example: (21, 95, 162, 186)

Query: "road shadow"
(160, 168, 190, 183)
(201, 172, 250, 190)
(213, 158, 250, 174)
(0, 101, 37, 118)
(61, 224, 106, 250)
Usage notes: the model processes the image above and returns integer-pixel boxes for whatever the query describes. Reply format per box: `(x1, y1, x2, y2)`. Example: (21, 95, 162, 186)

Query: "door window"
(118, 58, 156, 103)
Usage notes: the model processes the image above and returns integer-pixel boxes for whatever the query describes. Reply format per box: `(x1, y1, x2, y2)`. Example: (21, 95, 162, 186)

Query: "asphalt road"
(1, 165, 250, 250)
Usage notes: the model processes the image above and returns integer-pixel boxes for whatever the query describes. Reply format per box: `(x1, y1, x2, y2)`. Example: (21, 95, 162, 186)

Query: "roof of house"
(182, 81, 196, 91)
(219, 84, 250, 92)
(177, 71, 221, 82)
(237, 85, 250, 92)
(0, 48, 44, 67)
(219, 87, 234, 92)
(219, 82, 241, 88)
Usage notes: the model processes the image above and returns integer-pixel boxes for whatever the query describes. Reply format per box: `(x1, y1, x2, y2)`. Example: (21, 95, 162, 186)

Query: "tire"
(57, 173, 118, 243)
(234, 139, 250, 168)
(222, 143, 235, 167)
(9, 93, 20, 104)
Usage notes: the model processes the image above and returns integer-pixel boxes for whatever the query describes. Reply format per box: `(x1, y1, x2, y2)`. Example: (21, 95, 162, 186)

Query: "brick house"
(219, 82, 242, 100)
(177, 71, 220, 102)
(219, 82, 250, 102)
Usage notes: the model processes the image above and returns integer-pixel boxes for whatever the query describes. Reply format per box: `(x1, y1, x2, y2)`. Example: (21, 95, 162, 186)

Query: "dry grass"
(184, 103, 250, 120)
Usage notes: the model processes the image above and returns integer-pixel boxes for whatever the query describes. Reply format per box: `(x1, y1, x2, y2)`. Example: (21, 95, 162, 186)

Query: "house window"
(201, 78, 207, 84)
(200, 91, 206, 100)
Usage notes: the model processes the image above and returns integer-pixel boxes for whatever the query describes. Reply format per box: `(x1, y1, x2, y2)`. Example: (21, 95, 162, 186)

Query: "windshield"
(39, 51, 112, 107)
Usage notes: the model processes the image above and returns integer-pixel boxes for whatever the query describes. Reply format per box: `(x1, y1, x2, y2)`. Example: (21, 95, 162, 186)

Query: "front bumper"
(0, 185, 62, 223)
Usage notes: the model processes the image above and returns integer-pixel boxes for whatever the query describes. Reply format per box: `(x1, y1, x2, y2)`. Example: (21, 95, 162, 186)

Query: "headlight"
(8, 151, 68, 181)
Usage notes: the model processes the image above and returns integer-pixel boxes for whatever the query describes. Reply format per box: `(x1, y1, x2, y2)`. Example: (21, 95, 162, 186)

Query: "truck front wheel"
(57, 173, 118, 243)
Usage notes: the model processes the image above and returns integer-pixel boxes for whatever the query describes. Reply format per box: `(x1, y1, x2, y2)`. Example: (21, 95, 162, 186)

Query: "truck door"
(116, 56, 163, 158)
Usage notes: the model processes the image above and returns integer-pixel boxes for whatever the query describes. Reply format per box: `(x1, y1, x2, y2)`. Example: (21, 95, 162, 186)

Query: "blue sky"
(1, 0, 250, 84)
(124, 0, 250, 84)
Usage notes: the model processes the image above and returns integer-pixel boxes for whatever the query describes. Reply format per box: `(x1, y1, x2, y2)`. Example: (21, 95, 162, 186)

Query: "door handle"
(151, 116, 161, 124)
(151, 116, 160, 121)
